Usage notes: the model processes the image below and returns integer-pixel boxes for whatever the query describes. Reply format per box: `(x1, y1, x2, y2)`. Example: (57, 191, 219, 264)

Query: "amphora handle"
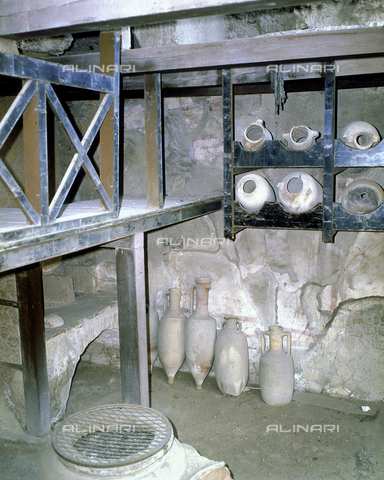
(284, 331, 291, 355)
(223, 319, 241, 331)
(261, 332, 266, 354)
(261, 330, 291, 354)
(163, 292, 169, 311)
(190, 285, 195, 315)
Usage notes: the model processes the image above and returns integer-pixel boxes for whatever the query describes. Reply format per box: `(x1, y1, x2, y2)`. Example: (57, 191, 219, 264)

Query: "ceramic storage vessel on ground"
(259, 325, 294, 406)
(186, 276, 217, 390)
(148, 304, 159, 374)
(214, 319, 249, 396)
(158, 288, 187, 385)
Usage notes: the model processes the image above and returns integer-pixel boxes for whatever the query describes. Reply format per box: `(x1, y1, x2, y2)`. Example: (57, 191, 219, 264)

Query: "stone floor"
(1, 363, 384, 480)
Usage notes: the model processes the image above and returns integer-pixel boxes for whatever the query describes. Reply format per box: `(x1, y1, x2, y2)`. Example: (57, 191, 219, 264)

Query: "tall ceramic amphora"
(148, 304, 159, 374)
(186, 276, 217, 390)
(214, 319, 249, 396)
(259, 325, 294, 406)
(158, 288, 187, 385)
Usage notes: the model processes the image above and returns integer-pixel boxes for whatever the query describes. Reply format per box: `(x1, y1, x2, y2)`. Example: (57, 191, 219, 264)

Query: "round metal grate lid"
(52, 404, 173, 471)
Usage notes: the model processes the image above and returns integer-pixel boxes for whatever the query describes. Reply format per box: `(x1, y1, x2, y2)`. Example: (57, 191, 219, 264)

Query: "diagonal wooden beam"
(45, 84, 113, 217)
(0, 80, 37, 149)
(0, 79, 41, 224)
(48, 92, 113, 222)
(0, 156, 40, 224)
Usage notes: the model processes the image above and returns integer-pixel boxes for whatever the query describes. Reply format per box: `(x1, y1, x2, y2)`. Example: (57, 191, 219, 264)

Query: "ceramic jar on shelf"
(186, 276, 217, 390)
(277, 172, 322, 213)
(340, 121, 380, 150)
(243, 119, 273, 151)
(341, 179, 384, 214)
(214, 318, 249, 396)
(158, 288, 187, 385)
(235, 173, 275, 212)
(259, 325, 294, 406)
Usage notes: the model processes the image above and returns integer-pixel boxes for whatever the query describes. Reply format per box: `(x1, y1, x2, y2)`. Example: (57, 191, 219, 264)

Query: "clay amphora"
(158, 288, 187, 384)
(186, 277, 217, 390)
(235, 173, 275, 212)
(148, 304, 159, 374)
(243, 119, 273, 151)
(282, 125, 319, 151)
(214, 319, 249, 396)
(340, 121, 380, 150)
(341, 179, 384, 214)
(277, 172, 322, 213)
(259, 325, 294, 406)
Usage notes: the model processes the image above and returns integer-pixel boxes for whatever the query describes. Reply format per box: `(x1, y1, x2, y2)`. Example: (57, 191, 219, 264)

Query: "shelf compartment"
(333, 203, 384, 231)
(233, 201, 323, 230)
(334, 139, 384, 167)
(233, 140, 324, 171)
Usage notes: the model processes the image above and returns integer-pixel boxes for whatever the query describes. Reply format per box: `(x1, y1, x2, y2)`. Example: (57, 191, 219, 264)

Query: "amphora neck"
(192, 277, 211, 317)
(168, 288, 181, 311)
(267, 325, 284, 350)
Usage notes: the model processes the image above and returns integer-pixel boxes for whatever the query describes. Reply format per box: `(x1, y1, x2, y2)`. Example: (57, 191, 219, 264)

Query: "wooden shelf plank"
(0, 195, 223, 273)
(234, 202, 323, 230)
(121, 27, 384, 74)
(233, 140, 324, 170)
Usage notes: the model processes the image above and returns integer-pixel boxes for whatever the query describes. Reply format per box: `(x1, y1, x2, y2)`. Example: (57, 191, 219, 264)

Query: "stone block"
(0, 272, 17, 302)
(300, 296, 384, 400)
(0, 306, 20, 364)
(64, 266, 97, 293)
(94, 261, 117, 291)
(46, 302, 118, 422)
(0, 366, 26, 431)
(43, 275, 75, 306)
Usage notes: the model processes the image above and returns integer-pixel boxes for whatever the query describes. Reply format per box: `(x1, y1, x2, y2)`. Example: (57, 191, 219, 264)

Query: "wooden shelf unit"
(222, 61, 384, 243)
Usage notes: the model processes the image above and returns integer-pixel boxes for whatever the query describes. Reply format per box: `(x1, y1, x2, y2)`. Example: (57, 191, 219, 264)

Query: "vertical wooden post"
(115, 233, 149, 406)
(15, 263, 50, 436)
(100, 31, 120, 215)
(145, 73, 164, 209)
(223, 69, 234, 240)
(323, 60, 336, 243)
(23, 81, 49, 225)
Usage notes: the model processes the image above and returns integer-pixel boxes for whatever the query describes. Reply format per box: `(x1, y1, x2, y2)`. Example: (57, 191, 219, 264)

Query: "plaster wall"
(0, 0, 383, 432)
(68, 84, 384, 402)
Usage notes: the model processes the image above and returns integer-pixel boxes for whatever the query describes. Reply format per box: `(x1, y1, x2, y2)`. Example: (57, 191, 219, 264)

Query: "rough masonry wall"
(0, 0, 383, 426)
(72, 85, 384, 402)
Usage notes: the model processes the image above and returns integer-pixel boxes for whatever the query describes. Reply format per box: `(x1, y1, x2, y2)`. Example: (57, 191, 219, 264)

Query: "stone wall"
(69, 84, 384, 402)
(0, 0, 383, 430)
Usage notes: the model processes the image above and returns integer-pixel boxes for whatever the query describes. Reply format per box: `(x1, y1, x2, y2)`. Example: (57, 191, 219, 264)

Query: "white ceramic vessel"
(340, 121, 380, 150)
(259, 325, 294, 406)
(148, 303, 159, 373)
(235, 173, 275, 212)
(158, 288, 187, 385)
(214, 319, 249, 396)
(277, 172, 322, 213)
(341, 179, 384, 214)
(186, 277, 217, 390)
(282, 125, 319, 151)
(243, 119, 273, 151)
